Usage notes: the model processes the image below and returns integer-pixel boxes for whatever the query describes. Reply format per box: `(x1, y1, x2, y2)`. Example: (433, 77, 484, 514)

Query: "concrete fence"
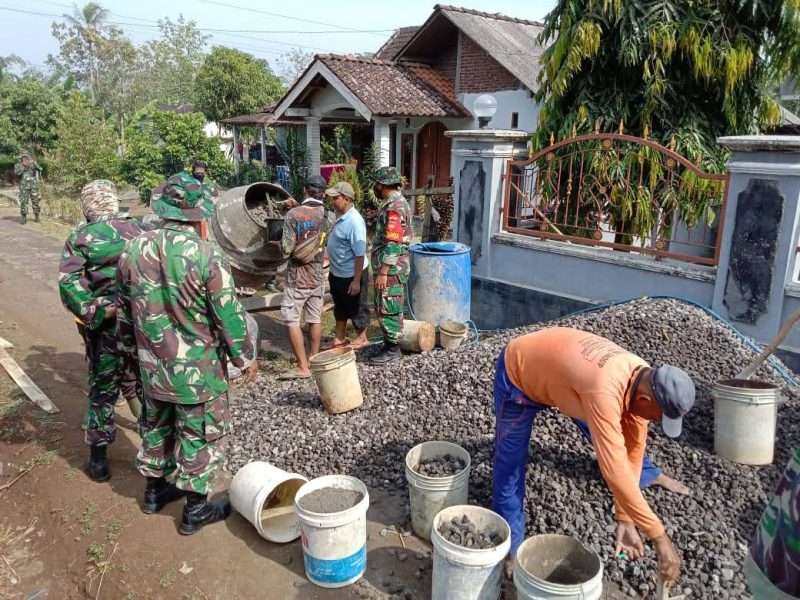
(446, 130, 800, 370)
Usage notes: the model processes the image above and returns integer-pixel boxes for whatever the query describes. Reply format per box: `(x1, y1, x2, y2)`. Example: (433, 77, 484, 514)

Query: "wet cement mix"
(297, 487, 364, 513)
(229, 298, 800, 598)
(414, 454, 466, 477)
(438, 515, 503, 549)
(247, 193, 284, 226)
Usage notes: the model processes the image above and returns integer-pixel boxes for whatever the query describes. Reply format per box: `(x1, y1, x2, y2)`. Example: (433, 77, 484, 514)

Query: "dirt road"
(0, 202, 435, 600)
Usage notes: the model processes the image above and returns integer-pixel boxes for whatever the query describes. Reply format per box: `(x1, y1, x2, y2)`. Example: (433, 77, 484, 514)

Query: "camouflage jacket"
(115, 222, 252, 404)
(58, 213, 146, 330)
(280, 199, 333, 289)
(14, 162, 40, 191)
(371, 191, 412, 277)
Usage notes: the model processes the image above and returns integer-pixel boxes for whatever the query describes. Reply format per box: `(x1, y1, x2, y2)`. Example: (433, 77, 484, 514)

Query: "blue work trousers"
(491, 348, 661, 554)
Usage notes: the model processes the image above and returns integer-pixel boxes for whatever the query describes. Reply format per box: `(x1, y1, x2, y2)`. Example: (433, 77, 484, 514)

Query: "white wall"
(460, 90, 539, 133)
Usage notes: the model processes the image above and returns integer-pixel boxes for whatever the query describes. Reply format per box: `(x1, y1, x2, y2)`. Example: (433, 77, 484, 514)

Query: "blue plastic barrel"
(408, 242, 471, 325)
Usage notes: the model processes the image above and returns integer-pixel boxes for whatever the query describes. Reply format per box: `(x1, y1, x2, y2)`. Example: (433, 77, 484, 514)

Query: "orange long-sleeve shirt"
(504, 327, 665, 540)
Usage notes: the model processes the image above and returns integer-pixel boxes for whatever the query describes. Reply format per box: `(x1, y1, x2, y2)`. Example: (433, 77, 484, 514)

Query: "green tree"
(193, 46, 283, 126)
(131, 16, 210, 108)
(123, 103, 232, 201)
(0, 76, 60, 153)
(49, 2, 111, 103)
(534, 0, 800, 166)
(276, 47, 313, 87)
(47, 91, 120, 192)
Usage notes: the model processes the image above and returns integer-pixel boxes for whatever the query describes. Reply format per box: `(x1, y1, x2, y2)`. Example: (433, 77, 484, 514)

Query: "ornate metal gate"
(502, 130, 730, 266)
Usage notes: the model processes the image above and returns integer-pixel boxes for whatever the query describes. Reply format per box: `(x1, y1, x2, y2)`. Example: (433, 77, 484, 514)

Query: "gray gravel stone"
(228, 298, 799, 597)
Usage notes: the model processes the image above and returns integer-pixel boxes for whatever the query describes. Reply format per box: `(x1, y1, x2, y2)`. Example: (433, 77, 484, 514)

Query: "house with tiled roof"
(227, 5, 544, 188)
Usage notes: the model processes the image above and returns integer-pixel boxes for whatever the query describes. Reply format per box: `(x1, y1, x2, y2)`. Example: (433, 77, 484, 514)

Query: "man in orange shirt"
(494, 327, 695, 584)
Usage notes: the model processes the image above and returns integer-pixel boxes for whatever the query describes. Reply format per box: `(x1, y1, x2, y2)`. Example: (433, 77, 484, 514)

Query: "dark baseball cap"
(652, 365, 696, 438)
(305, 175, 327, 189)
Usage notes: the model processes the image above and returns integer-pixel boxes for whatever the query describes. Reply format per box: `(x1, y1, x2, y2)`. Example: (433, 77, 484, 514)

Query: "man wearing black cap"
(278, 175, 333, 379)
(493, 327, 695, 586)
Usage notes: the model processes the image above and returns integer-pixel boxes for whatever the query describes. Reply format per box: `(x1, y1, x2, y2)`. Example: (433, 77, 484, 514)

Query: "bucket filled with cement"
(712, 378, 781, 465)
(431, 505, 511, 600)
(294, 474, 370, 588)
(405, 441, 471, 541)
(229, 461, 308, 543)
(514, 534, 603, 600)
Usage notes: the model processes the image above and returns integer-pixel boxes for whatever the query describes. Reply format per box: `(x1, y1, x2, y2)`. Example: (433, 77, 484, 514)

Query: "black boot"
(34, 213, 40, 223)
(143, 477, 185, 514)
(20, 214, 26, 225)
(369, 341, 402, 366)
(83, 444, 110, 482)
(179, 492, 231, 535)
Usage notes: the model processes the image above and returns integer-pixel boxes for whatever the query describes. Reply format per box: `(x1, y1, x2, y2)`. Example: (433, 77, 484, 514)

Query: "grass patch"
(64, 467, 79, 481)
(105, 518, 123, 541)
(38, 183, 82, 226)
(87, 542, 105, 560)
(78, 497, 98, 538)
(159, 568, 176, 589)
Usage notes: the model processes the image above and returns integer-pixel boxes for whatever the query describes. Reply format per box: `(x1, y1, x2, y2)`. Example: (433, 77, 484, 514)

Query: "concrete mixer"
(208, 181, 291, 289)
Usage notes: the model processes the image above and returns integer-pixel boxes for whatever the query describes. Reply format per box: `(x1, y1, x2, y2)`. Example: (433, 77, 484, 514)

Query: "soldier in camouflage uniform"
(116, 172, 257, 534)
(370, 166, 413, 366)
(58, 180, 146, 482)
(14, 151, 42, 224)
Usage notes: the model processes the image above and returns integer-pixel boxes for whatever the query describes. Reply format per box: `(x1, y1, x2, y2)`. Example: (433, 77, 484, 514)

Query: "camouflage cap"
(152, 172, 214, 222)
(80, 179, 119, 221)
(373, 166, 402, 186)
(20, 150, 32, 159)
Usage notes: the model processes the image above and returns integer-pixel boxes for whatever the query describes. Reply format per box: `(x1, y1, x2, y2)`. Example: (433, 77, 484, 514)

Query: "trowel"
(735, 306, 800, 380)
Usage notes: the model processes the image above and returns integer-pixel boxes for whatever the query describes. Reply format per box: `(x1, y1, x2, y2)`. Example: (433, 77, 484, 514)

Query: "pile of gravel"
(438, 515, 503, 549)
(414, 455, 467, 477)
(228, 298, 799, 598)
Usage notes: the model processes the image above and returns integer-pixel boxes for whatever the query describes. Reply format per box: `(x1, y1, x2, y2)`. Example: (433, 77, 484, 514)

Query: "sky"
(0, 0, 557, 72)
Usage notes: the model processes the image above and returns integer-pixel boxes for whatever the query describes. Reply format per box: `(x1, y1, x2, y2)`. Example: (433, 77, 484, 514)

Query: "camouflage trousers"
(374, 273, 407, 344)
(81, 322, 139, 447)
(136, 393, 232, 494)
(19, 187, 41, 217)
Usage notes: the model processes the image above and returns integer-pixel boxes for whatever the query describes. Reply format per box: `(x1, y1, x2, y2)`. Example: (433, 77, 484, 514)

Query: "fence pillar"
(445, 130, 528, 276)
(713, 136, 800, 345)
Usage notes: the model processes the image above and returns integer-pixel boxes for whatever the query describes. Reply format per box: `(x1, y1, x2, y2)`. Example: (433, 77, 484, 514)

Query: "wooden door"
(415, 121, 452, 188)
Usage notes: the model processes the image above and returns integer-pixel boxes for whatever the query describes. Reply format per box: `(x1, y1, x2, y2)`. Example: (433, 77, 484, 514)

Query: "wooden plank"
(241, 291, 333, 313)
(0, 348, 59, 414)
(0, 336, 13, 350)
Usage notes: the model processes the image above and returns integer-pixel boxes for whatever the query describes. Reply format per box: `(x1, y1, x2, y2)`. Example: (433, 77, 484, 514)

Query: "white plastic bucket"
(439, 321, 468, 350)
(405, 441, 471, 541)
(229, 461, 308, 543)
(431, 505, 511, 600)
(294, 475, 370, 588)
(514, 534, 603, 600)
(712, 378, 781, 465)
(309, 348, 364, 414)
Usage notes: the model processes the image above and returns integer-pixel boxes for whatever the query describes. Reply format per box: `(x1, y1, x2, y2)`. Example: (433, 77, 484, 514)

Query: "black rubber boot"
(369, 341, 402, 366)
(83, 444, 110, 482)
(20, 214, 26, 225)
(179, 492, 231, 535)
(143, 477, 185, 514)
(34, 213, 40, 223)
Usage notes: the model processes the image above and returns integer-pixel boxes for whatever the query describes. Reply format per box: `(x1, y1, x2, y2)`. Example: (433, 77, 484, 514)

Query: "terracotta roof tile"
(375, 26, 420, 61)
(318, 54, 469, 118)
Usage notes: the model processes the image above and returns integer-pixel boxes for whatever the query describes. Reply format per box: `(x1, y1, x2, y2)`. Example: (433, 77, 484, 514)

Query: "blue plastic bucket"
(408, 242, 471, 325)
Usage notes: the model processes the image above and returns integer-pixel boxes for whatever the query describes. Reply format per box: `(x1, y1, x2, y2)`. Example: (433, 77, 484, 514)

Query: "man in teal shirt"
(324, 181, 370, 350)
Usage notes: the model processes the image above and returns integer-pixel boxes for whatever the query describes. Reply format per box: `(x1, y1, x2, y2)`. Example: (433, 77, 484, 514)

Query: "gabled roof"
(274, 54, 470, 120)
(397, 4, 545, 92)
(375, 26, 420, 61)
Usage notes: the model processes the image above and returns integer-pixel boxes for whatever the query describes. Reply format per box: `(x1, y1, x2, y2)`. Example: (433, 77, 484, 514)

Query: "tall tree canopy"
(192, 46, 283, 125)
(534, 0, 800, 167)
